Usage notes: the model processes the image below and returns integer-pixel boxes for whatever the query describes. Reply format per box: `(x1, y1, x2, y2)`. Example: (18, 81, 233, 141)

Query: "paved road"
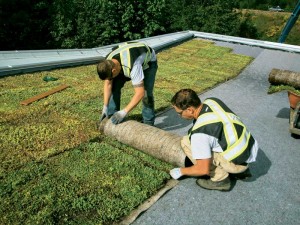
(132, 42, 300, 225)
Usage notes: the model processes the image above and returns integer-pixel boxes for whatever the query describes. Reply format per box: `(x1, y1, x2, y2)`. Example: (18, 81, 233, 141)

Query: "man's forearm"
(181, 165, 210, 177)
(181, 158, 211, 176)
(124, 90, 144, 113)
(103, 80, 112, 106)
(124, 85, 145, 113)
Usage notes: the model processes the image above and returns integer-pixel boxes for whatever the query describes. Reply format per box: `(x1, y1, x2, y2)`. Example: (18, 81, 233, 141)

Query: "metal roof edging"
(1, 30, 300, 77)
(0, 31, 193, 77)
(190, 31, 300, 53)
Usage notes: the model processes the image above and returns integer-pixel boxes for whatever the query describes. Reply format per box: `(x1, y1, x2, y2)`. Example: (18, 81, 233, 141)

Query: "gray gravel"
(132, 42, 300, 225)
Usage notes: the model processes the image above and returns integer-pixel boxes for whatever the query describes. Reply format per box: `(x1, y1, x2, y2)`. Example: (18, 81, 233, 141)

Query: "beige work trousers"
(181, 136, 248, 182)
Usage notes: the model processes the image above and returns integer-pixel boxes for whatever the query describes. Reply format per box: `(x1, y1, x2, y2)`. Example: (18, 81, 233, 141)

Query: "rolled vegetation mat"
(268, 69, 300, 89)
(99, 119, 185, 167)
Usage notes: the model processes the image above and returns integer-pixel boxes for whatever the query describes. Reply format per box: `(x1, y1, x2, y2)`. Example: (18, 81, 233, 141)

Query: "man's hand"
(111, 110, 127, 124)
(100, 105, 108, 121)
(170, 168, 182, 180)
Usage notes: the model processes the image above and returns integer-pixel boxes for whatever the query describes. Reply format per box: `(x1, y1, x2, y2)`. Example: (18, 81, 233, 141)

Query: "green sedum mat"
(0, 39, 253, 224)
(0, 136, 172, 224)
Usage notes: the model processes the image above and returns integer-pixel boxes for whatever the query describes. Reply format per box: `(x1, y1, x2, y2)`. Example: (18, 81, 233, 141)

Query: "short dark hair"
(171, 89, 201, 110)
(97, 59, 114, 80)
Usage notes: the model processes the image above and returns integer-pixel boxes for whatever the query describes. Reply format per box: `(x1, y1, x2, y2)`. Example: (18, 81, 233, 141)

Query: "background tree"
(167, 0, 243, 36)
(200, 0, 241, 35)
(50, 0, 168, 48)
(120, 0, 168, 40)
(0, 0, 297, 50)
(0, 0, 52, 50)
(50, 0, 118, 48)
(238, 12, 259, 39)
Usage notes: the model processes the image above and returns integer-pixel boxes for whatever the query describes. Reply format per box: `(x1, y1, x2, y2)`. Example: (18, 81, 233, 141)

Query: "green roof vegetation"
(0, 39, 253, 224)
(268, 84, 300, 95)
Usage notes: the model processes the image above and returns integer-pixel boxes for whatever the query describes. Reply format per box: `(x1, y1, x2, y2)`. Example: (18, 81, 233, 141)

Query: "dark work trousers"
(108, 61, 158, 125)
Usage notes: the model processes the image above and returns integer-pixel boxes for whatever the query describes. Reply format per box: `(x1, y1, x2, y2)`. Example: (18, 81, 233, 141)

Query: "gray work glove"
(100, 105, 108, 121)
(111, 109, 127, 124)
(170, 168, 182, 180)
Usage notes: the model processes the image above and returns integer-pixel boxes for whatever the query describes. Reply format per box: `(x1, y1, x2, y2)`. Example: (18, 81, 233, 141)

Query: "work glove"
(100, 105, 108, 121)
(170, 168, 182, 180)
(111, 109, 127, 124)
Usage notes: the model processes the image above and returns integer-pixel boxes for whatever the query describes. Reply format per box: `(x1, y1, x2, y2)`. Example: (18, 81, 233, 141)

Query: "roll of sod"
(99, 119, 185, 167)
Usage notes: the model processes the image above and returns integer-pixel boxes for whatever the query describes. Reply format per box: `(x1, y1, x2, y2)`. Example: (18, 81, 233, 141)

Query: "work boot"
(196, 177, 231, 191)
(229, 168, 252, 180)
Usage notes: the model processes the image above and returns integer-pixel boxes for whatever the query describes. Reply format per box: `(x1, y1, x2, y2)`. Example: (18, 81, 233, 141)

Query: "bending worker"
(97, 42, 157, 125)
(170, 89, 258, 191)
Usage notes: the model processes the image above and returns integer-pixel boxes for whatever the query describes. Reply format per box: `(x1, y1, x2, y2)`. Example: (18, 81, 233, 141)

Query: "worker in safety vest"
(97, 42, 157, 125)
(170, 89, 258, 191)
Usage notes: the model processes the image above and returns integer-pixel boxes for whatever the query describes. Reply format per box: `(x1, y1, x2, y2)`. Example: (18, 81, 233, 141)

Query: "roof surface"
(1, 32, 300, 224)
(132, 41, 300, 225)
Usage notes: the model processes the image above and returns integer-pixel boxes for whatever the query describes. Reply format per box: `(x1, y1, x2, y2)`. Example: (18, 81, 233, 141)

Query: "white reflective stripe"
(120, 48, 131, 77)
(142, 47, 152, 69)
(221, 129, 251, 161)
(192, 113, 219, 131)
(191, 99, 250, 162)
(107, 43, 147, 59)
(107, 50, 116, 60)
(227, 112, 245, 128)
(107, 42, 151, 78)
(228, 113, 242, 123)
(205, 100, 237, 147)
(190, 113, 219, 141)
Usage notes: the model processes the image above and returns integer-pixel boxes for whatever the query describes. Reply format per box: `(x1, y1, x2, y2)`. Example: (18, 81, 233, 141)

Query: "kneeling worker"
(97, 42, 157, 125)
(170, 89, 258, 191)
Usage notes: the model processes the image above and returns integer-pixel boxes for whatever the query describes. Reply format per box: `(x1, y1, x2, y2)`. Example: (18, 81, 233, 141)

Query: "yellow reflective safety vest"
(107, 42, 153, 78)
(189, 98, 255, 164)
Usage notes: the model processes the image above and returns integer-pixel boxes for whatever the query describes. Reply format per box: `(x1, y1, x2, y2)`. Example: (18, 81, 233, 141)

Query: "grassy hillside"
(242, 9, 300, 45)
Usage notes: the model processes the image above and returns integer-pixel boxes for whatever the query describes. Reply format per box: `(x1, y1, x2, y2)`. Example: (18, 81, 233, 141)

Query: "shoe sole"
(196, 179, 231, 191)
